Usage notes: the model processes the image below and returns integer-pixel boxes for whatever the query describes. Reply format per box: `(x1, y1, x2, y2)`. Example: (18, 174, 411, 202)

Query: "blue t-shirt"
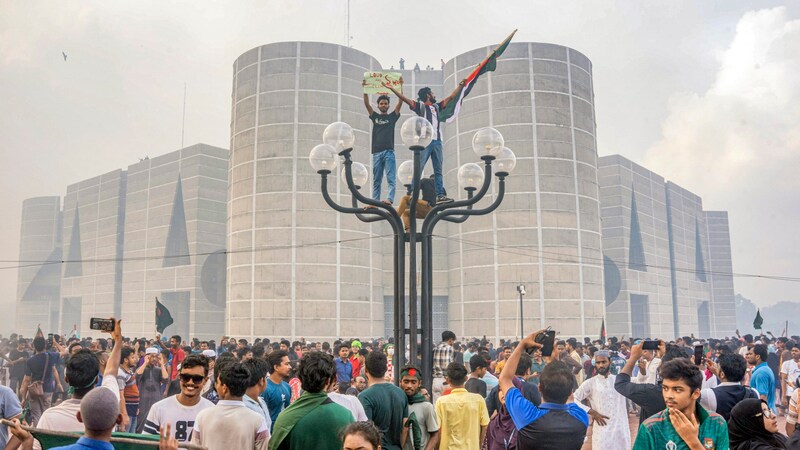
(751, 362, 776, 410)
(50, 436, 114, 450)
(261, 378, 291, 431)
(505, 387, 589, 450)
(0, 385, 23, 448)
(335, 358, 353, 383)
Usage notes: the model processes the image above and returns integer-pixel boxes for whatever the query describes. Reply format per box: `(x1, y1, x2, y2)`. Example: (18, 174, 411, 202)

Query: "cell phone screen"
(694, 345, 704, 365)
(89, 318, 115, 332)
(642, 340, 659, 350)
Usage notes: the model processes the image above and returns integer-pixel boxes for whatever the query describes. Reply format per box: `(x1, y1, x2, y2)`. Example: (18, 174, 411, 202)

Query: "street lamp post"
(517, 284, 526, 341)
(310, 118, 515, 388)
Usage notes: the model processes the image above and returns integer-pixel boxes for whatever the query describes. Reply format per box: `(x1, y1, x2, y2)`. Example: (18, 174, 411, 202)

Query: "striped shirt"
(410, 101, 444, 141)
(433, 342, 454, 378)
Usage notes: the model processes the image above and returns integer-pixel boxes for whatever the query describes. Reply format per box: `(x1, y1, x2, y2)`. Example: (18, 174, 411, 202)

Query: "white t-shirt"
(782, 360, 800, 397)
(328, 392, 367, 421)
(143, 395, 214, 442)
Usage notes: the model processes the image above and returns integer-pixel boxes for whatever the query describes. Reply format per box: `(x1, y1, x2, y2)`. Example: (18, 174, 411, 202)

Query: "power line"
(0, 234, 390, 271)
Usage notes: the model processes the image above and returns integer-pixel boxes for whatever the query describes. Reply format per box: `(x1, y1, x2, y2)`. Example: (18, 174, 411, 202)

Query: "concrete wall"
(228, 42, 385, 340)
(16, 197, 62, 335)
(705, 211, 736, 337)
(598, 155, 673, 338)
(443, 42, 604, 340)
(121, 144, 228, 340)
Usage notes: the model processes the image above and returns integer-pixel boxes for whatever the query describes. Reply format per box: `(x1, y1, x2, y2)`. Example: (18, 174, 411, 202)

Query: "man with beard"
(399, 366, 439, 450)
(167, 335, 186, 381)
(573, 351, 631, 449)
(143, 354, 214, 443)
(363, 85, 402, 205)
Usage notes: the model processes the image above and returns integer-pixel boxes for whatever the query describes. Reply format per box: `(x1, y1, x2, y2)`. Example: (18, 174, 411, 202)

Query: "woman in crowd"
(342, 421, 382, 450)
(728, 398, 788, 449)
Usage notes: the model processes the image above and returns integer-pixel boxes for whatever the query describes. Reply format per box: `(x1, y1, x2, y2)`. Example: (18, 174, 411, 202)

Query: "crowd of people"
(2, 323, 800, 449)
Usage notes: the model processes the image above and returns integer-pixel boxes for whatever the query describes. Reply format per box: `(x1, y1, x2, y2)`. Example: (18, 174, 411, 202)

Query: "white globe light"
(494, 147, 517, 174)
(400, 116, 434, 148)
(397, 160, 414, 185)
(341, 162, 369, 188)
(323, 122, 355, 151)
(458, 163, 484, 190)
(308, 144, 338, 172)
(471, 127, 504, 157)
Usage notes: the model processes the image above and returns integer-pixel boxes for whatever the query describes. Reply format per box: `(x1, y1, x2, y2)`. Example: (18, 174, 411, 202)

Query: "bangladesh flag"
(35, 324, 44, 338)
(439, 29, 517, 123)
(155, 297, 174, 334)
(753, 309, 763, 330)
(600, 318, 607, 341)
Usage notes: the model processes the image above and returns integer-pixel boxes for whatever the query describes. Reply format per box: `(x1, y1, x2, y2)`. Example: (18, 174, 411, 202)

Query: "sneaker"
(436, 195, 453, 204)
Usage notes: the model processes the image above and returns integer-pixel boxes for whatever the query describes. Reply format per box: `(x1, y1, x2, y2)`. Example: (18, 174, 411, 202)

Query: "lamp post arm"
(438, 190, 474, 223)
(424, 176, 506, 236)
(321, 171, 388, 217)
(340, 149, 403, 223)
(422, 157, 493, 229)
(351, 195, 394, 223)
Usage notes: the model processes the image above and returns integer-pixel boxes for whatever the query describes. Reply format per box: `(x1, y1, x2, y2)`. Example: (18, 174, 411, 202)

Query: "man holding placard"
(363, 74, 403, 205)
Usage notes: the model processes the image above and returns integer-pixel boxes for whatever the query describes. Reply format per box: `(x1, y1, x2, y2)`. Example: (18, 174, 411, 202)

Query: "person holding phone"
(499, 330, 589, 449)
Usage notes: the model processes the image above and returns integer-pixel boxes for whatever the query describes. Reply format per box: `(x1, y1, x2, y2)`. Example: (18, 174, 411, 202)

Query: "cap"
(351, 340, 362, 349)
(202, 349, 217, 358)
(145, 347, 159, 355)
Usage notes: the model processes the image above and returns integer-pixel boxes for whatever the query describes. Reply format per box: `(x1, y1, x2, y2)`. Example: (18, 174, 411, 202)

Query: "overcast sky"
(1, 1, 798, 334)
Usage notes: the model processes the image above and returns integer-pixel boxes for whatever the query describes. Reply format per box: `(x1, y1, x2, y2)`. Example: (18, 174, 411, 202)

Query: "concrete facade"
(598, 155, 673, 338)
(60, 170, 127, 337)
(15, 197, 62, 336)
(121, 144, 228, 340)
(704, 211, 736, 337)
(599, 154, 727, 339)
(228, 42, 385, 340)
(443, 43, 604, 339)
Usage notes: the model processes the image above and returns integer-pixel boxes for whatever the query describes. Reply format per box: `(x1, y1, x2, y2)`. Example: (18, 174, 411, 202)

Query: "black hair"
(336, 344, 349, 354)
(516, 352, 533, 376)
(786, 341, 796, 351)
(239, 338, 248, 345)
(365, 351, 388, 378)
(120, 347, 134, 364)
(280, 339, 291, 347)
(417, 87, 432, 101)
(171, 335, 182, 344)
(752, 344, 768, 363)
(66, 349, 99, 397)
(539, 360, 574, 403)
(268, 350, 289, 374)
(252, 343, 265, 359)
(200, 340, 209, 347)
(236, 347, 252, 359)
(661, 344, 689, 364)
(659, 358, 703, 393)
(337, 381, 350, 394)
(717, 352, 747, 382)
(358, 348, 369, 357)
(441, 330, 456, 342)
(181, 354, 210, 376)
(297, 351, 337, 394)
(340, 421, 382, 449)
(68, 342, 82, 353)
(566, 338, 577, 349)
(218, 361, 251, 397)
(322, 342, 331, 351)
(33, 336, 46, 352)
(215, 353, 238, 379)
(446, 362, 467, 386)
(556, 340, 566, 347)
(377, 95, 390, 104)
(744, 334, 753, 343)
(469, 354, 488, 371)
(244, 357, 269, 388)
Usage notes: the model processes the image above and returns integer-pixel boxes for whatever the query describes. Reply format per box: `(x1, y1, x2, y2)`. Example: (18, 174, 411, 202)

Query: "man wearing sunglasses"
(143, 354, 214, 442)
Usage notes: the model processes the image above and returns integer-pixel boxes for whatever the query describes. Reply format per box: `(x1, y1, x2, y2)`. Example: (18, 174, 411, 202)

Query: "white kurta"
(574, 374, 631, 449)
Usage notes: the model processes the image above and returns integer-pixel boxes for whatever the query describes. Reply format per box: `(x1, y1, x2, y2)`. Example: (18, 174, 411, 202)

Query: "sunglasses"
(179, 374, 205, 384)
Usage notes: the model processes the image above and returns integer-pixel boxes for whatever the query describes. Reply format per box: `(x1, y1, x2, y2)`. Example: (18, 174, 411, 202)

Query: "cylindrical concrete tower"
(228, 42, 385, 340)
(16, 196, 62, 335)
(442, 42, 604, 340)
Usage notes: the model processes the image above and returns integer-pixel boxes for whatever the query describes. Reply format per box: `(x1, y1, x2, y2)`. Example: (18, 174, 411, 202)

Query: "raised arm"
(362, 80, 374, 115)
(103, 318, 123, 378)
(383, 82, 415, 109)
(499, 330, 543, 395)
(439, 78, 466, 109)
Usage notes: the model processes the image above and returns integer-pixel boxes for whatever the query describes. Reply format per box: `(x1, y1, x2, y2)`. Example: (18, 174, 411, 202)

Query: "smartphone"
(642, 340, 659, 350)
(694, 345, 704, 366)
(89, 318, 115, 332)
(531, 329, 556, 357)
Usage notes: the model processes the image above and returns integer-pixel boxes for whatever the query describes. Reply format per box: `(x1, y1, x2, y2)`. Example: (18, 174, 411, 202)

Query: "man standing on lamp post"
(363, 79, 402, 205)
(384, 79, 468, 205)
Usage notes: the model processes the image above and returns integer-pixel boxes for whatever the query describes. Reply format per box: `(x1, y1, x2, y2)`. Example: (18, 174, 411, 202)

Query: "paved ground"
(581, 411, 790, 449)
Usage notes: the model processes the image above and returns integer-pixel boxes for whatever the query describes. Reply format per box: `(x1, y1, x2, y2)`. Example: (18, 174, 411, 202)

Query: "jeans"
(418, 139, 445, 196)
(126, 414, 138, 433)
(372, 149, 396, 203)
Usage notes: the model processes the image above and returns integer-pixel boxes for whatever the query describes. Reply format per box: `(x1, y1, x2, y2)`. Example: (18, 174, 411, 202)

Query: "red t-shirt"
(170, 347, 186, 381)
(350, 356, 362, 378)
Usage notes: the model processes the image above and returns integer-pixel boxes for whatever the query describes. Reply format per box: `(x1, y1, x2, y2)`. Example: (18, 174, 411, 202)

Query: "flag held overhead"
(155, 297, 174, 334)
(753, 309, 763, 330)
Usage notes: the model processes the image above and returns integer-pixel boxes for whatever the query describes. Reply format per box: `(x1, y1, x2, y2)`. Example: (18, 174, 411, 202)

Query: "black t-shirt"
(369, 111, 400, 154)
(25, 351, 60, 392)
(465, 377, 487, 397)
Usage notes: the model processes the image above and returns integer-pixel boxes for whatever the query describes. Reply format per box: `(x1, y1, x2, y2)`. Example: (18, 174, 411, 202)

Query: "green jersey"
(633, 403, 729, 450)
